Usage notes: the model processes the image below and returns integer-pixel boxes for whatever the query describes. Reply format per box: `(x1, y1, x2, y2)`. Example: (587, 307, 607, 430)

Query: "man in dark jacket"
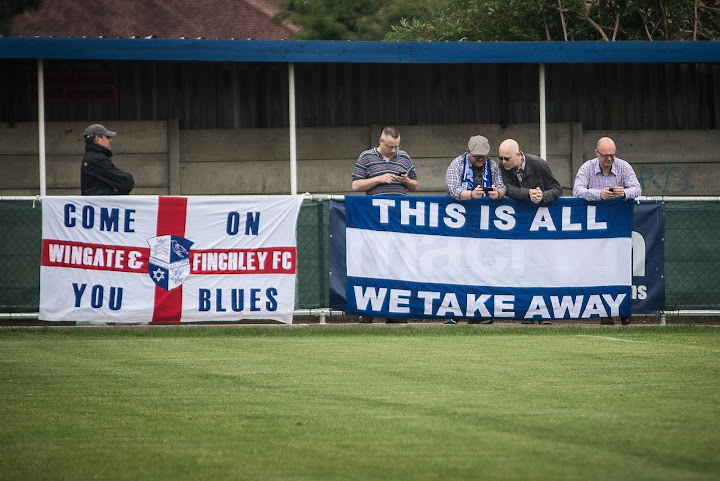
(498, 138, 562, 326)
(81, 124, 134, 195)
(497, 138, 562, 204)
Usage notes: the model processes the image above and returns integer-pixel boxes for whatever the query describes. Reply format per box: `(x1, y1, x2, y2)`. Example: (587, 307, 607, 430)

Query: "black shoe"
(444, 319, 457, 324)
(620, 316, 632, 325)
(540, 320, 552, 325)
(521, 320, 534, 325)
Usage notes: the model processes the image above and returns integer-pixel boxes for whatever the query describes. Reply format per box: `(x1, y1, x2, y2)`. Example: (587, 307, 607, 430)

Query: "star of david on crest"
(146, 235, 194, 291)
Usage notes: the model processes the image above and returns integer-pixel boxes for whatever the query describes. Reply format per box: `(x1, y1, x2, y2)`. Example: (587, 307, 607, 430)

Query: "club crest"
(146, 235, 194, 290)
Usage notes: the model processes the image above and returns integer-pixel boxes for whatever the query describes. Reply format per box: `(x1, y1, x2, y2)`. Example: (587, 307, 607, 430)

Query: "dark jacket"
(81, 144, 134, 195)
(501, 153, 562, 203)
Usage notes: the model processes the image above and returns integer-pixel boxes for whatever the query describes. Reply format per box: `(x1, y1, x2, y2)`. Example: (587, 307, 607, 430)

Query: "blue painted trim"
(2, 38, 719, 63)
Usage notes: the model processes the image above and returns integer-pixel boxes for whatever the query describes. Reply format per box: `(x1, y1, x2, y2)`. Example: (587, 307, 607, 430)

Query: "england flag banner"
(343, 196, 633, 321)
(40, 195, 304, 324)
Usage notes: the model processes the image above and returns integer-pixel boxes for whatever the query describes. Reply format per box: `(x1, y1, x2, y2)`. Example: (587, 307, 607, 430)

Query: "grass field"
(1, 325, 719, 481)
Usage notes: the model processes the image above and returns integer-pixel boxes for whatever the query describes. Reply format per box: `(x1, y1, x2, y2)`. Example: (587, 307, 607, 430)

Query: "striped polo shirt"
(351, 147, 417, 196)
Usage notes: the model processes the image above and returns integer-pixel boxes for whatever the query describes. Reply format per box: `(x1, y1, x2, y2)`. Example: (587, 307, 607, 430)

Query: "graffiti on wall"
(637, 165, 695, 194)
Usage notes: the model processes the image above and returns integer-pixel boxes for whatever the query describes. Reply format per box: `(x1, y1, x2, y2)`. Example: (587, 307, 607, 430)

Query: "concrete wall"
(2, 121, 718, 197)
(0, 121, 169, 196)
(582, 130, 720, 196)
(179, 127, 365, 195)
(179, 123, 577, 197)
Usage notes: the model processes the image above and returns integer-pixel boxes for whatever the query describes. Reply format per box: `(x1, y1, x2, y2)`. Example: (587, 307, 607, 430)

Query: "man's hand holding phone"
(600, 187, 616, 200)
(486, 185, 502, 199)
(471, 185, 498, 199)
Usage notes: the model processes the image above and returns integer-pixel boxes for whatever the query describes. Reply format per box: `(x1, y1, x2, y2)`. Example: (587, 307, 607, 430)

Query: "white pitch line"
(579, 335, 641, 343)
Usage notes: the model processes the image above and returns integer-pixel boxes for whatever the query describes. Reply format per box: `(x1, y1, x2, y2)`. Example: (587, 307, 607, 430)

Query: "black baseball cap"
(83, 124, 116, 138)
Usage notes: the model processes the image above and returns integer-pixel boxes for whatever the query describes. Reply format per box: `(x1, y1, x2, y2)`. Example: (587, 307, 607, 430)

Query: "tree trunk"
(612, 10, 620, 40)
(658, 0, 670, 40)
(578, 11, 610, 40)
(558, 0, 568, 41)
(638, 7, 654, 40)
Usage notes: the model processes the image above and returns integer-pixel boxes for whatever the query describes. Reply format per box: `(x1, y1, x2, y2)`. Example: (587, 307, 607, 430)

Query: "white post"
(37, 59, 47, 197)
(288, 63, 298, 195)
(539, 63, 547, 161)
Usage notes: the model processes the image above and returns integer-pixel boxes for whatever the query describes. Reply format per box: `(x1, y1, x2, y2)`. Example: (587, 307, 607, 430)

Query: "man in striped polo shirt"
(352, 126, 418, 324)
(351, 126, 418, 196)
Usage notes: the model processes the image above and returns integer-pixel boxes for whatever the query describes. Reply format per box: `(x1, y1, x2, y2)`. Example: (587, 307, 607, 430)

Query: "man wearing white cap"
(81, 124, 134, 195)
(442, 135, 506, 326)
(445, 135, 506, 201)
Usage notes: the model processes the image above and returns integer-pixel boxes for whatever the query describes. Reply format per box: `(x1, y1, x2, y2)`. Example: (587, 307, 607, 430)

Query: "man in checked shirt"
(573, 136, 641, 326)
(573, 136, 641, 201)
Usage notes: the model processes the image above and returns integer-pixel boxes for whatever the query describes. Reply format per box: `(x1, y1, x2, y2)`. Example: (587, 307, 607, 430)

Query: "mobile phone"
(482, 186, 492, 193)
(396, 171, 407, 176)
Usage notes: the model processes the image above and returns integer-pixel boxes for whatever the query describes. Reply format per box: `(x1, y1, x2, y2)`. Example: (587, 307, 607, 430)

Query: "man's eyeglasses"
(381, 139, 400, 150)
(597, 151, 616, 160)
(498, 156, 511, 161)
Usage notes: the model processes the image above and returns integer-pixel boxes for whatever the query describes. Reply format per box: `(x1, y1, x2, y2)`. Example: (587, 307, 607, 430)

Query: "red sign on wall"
(29, 72, 117, 103)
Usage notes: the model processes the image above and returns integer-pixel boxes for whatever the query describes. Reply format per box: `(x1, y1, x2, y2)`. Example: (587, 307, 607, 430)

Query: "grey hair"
(381, 126, 400, 139)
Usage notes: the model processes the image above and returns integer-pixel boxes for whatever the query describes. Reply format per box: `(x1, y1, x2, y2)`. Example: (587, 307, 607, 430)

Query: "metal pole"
(37, 59, 47, 197)
(539, 63, 547, 160)
(288, 63, 298, 195)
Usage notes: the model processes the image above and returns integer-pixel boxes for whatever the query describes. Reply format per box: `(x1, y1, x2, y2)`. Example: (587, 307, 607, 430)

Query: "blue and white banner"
(631, 203, 665, 314)
(40, 195, 304, 324)
(333, 196, 634, 321)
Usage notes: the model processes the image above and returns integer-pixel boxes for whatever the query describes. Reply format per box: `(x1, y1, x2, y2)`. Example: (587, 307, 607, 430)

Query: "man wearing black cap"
(81, 123, 134, 195)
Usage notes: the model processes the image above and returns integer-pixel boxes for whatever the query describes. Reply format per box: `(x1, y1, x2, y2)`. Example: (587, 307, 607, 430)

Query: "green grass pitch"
(1, 325, 718, 481)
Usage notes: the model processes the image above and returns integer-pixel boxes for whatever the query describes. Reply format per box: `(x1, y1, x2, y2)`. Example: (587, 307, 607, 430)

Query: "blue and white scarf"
(461, 152, 492, 192)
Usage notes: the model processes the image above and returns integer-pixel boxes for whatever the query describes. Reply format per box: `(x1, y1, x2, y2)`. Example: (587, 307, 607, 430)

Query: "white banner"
(40, 196, 304, 324)
(341, 196, 634, 320)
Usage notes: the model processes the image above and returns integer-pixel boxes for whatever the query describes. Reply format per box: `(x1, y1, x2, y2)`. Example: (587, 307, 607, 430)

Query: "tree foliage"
(278, 0, 450, 40)
(386, 0, 720, 41)
(0, 0, 44, 35)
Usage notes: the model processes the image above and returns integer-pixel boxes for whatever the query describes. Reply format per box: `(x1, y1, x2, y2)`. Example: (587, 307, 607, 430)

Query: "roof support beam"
(289, 62, 297, 195)
(37, 59, 47, 197)
(539, 63, 547, 160)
